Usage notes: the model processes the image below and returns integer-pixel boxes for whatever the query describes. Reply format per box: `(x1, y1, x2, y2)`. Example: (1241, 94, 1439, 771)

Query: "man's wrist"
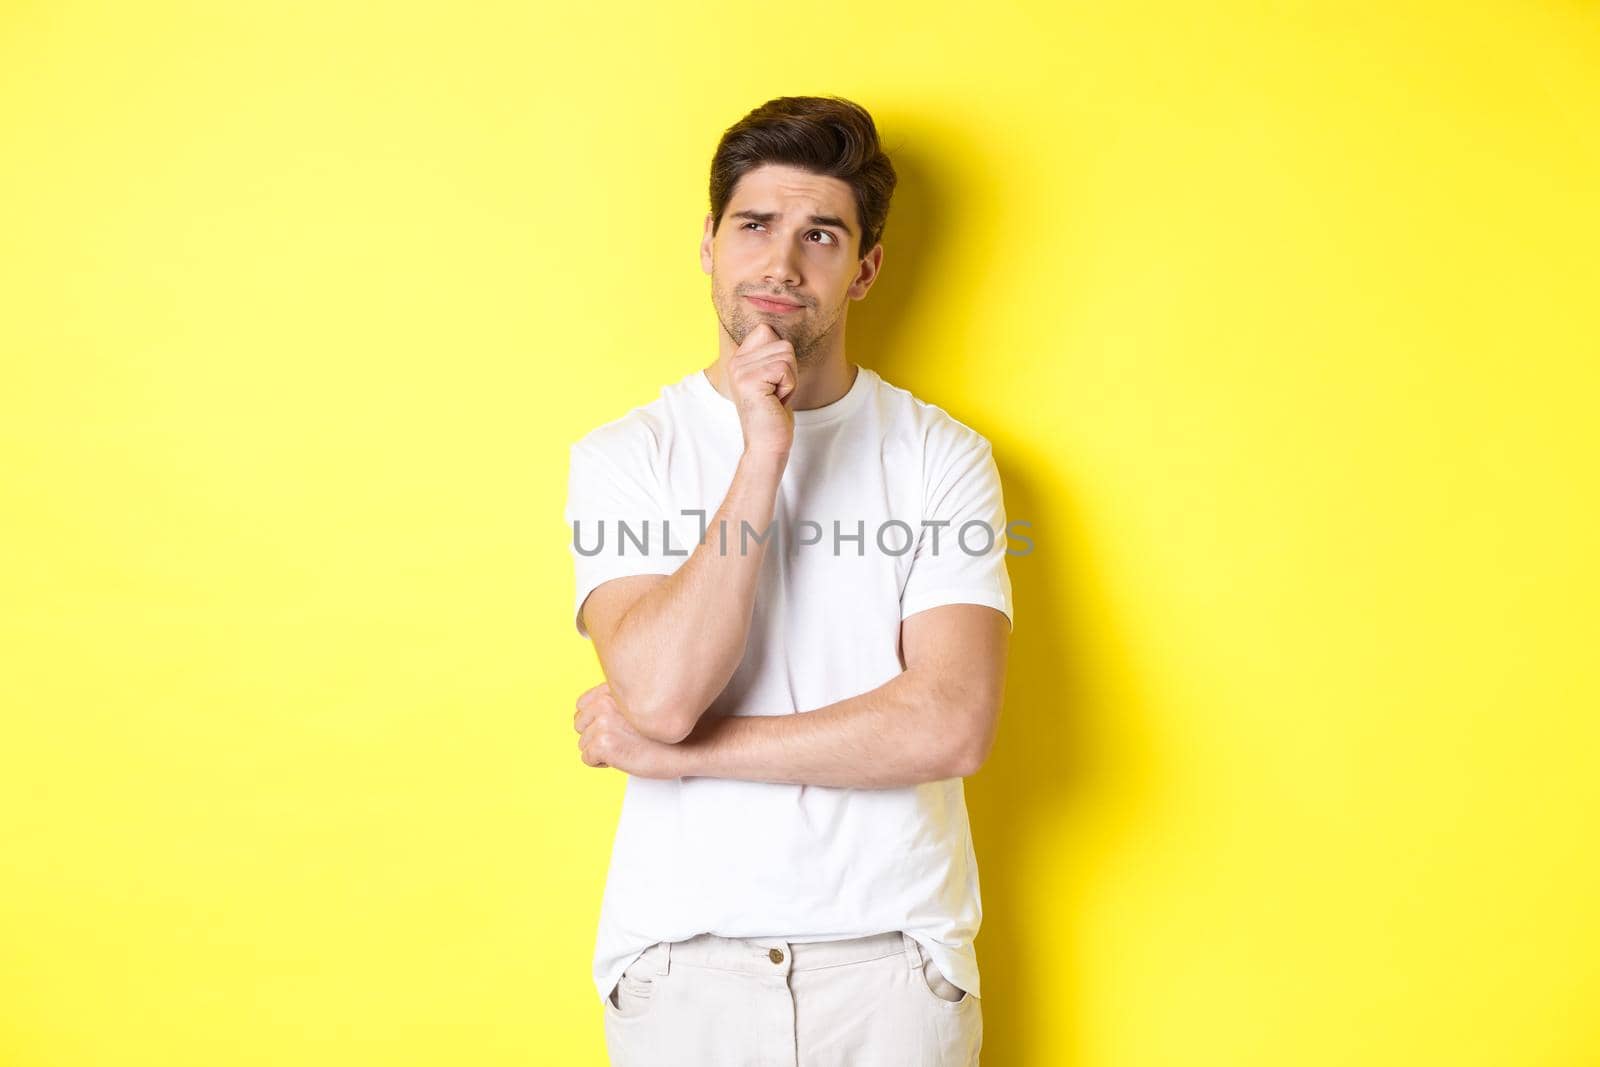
(737, 449, 789, 480)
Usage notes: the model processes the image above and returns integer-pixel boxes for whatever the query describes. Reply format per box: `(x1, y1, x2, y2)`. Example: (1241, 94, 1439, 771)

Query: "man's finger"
(737, 321, 779, 354)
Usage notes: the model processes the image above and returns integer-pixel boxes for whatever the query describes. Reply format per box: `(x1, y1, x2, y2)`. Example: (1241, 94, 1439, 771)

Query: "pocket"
(916, 954, 970, 1006)
(604, 953, 661, 1021)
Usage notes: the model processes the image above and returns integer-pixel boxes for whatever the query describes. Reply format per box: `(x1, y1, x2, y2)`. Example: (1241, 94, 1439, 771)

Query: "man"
(566, 94, 1012, 1066)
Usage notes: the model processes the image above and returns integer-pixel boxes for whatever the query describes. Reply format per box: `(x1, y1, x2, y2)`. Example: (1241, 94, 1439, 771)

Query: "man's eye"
(741, 221, 836, 246)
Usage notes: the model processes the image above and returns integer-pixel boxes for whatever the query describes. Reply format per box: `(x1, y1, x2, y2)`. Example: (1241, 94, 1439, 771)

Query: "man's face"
(701, 163, 881, 365)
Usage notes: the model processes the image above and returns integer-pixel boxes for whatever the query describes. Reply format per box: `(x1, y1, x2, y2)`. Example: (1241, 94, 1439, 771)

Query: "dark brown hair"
(708, 95, 898, 260)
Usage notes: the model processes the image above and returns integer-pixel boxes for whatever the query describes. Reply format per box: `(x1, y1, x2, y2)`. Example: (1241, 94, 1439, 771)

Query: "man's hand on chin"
(574, 681, 688, 780)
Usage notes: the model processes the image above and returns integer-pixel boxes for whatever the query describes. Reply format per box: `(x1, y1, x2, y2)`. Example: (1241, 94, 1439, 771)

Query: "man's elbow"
(949, 744, 986, 779)
(950, 698, 1002, 777)
(612, 684, 698, 745)
(635, 710, 695, 745)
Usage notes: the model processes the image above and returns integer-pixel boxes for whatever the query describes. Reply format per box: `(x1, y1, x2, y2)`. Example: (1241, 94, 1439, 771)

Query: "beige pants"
(601, 930, 982, 1066)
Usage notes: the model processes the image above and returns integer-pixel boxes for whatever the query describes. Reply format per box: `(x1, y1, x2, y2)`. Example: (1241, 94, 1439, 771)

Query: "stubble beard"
(713, 283, 841, 367)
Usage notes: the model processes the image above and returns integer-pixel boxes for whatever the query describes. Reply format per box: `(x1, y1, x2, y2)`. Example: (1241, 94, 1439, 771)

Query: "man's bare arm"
(582, 450, 786, 743)
(578, 321, 801, 744)
(663, 604, 1010, 788)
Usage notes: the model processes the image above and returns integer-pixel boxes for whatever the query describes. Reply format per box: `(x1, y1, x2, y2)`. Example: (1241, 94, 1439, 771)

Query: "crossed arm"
(572, 444, 1010, 787)
(574, 587, 1010, 788)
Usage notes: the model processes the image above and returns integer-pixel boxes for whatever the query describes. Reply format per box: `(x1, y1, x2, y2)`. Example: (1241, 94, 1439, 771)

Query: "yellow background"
(3, 2, 1597, 1064)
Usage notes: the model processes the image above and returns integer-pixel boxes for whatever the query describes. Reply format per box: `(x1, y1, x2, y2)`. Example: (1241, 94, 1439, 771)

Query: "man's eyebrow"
(730, 209, 854, 236)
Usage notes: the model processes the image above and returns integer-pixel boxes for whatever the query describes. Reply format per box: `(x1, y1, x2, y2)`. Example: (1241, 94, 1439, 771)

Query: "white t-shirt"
(564, 362, 1014, 1007)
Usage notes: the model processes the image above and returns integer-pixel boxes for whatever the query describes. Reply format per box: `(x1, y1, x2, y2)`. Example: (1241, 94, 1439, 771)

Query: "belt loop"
(900, 932, 921, 970)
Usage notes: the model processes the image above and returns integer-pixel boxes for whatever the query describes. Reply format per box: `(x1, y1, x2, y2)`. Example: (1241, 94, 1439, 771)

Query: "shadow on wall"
(850, 127, 1167, 1067)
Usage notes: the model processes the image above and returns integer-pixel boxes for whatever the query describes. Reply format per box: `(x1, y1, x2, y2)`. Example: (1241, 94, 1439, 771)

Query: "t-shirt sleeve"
(564, 430, 690, 639)
(899, 430, 1015, 631)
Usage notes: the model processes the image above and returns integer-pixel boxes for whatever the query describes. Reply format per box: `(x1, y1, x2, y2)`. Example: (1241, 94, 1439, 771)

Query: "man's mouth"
(747, 295, 804, 314)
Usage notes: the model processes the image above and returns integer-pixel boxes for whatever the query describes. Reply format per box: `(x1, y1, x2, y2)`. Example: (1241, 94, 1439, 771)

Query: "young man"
(566, 95, 1011, 1066)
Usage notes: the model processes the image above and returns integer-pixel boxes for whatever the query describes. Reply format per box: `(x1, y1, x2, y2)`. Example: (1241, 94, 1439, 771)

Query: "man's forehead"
(730, 165, 854, 214)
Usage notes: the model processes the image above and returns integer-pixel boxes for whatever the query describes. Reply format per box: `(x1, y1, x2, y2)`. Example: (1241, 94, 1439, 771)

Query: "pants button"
(768, 948, 785, 964)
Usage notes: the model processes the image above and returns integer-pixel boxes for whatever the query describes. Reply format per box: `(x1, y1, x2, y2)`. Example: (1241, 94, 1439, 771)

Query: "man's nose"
(762, 237, 801, 287)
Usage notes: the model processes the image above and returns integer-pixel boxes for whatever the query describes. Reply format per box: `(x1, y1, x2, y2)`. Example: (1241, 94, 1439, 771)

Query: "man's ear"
(849, 242, 884, 299)
(700, 212, 715, 275)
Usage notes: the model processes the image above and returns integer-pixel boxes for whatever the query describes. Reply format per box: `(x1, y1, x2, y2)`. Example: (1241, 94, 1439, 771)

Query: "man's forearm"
(605, 450, 786, 740)
(666, 669, 972, 789)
